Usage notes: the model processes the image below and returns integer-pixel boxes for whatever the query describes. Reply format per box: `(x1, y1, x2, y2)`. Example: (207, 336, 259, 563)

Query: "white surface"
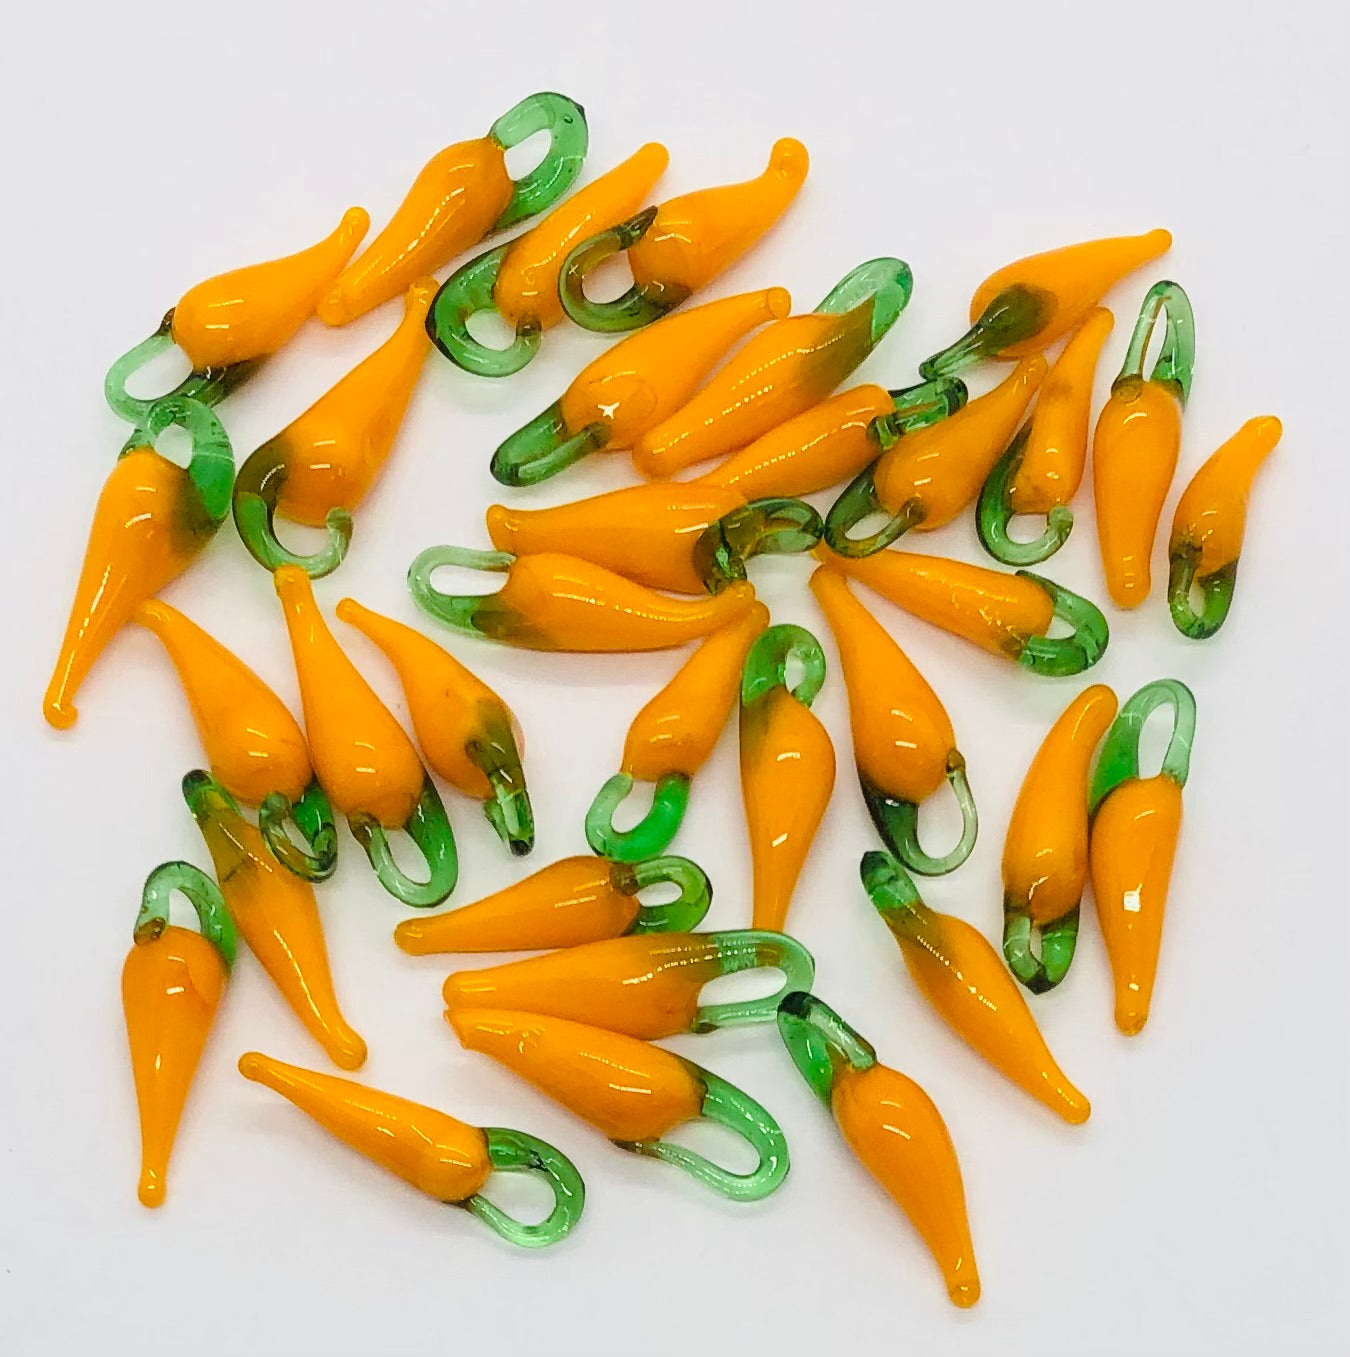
(3, 3, 1348, 1354)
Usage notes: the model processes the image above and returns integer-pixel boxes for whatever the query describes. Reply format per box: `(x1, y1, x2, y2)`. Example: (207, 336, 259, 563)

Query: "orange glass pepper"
(316, 93, 587, 327)
(335, 598, 532, 857)
(920, 228, 1171, 377)
(233, 280, 437, 578)
(1089, 679, 1195, 1035)
(491, 287, 790, 486)
(238, 1052, 585, 1247)
(818, 544, 1109, 677)
(275, 567, 456, 906)
(631, 258, 913, 479)
(559, 138, 809, 331)
(810, 567, 974, 876)
(44, 398, 233, 730)
(978, 308, 1114, 565)
(449, 1008, 788, 1201)
(407, 546, 760, 652)
(1168, 416, 1281, 638)
(442, 929, 814, 1039)
(1094, 281, 1196, 608)
(586, 604, 769, 861)
(134, 599, 336, 880)
(862, 851, 1090, 1124)
(778, 993, 979, 1307)
(183, 771, 366, 1069)
(739, 625, 836, 931)
(1001, 685, 1119, 992)
(122, 861, 235, 1207)
(429, 143, 669, 375)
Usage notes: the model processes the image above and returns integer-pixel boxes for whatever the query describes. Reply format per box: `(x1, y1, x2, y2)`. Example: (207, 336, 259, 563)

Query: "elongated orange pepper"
(559, 139, 809, 331)
(408, 546, 759, 652)
(233, 280, 437, 577)
(275, 567, 456, 906)
(631, 259, 913, 478)
(1001, 685, 1118, 992)
(825, 357, 1045, 554)
(334, 597, 532, 856)
(862, 851, 1090, 1124)
(739, 625, 836, 931)
(491, 287, 790, 485)
(778, 993, 979, 1306)
(1089, 679, 1195, 1035)
(810, 568, 973, 876)
(395, 854, 711, 954)
(978, 308, 1114, 565)
(317, 93, 587, 327)
(123, 861, 235, 1207)
(429, 143, 670, 375)
(238, 1052, 585, 1247)
(586, 604, 769, 860)
(818, 545, 1109, 677)
(1167, 416, 1281, 638)
(449, 1008, 788, 1201)
(442, 929, 814, 1039)
(183, 771, 366, 1069)
(1094, 281, 1196, 608)
(44, 398, 233, 730)
(921, 228, 1171, 376)
(104, 208, 369, 426)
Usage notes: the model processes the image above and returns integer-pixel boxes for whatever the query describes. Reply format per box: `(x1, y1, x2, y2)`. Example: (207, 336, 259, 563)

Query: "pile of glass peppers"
(46, 89, 1278, 1303)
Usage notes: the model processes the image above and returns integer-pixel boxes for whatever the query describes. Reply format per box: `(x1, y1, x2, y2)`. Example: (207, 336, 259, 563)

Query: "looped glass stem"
(349, 774, 458, 907)
(135, 859, 236, 969)
(776, 991, 876, 1105)
(464, 1126, 585, 1248)
(466, 721, 534, 857)
(1167, 545, 1236, 640)
(694, 930, 816, 1032)
(692, 496, 823, 592)
(1090, 678, 1197, 811)
(426, 245, 543, 377)
(489, 92, 589, 232)
(617, 853, 712, 933)
(557, 207, 674, 332)
(860, 751, 978, 877)
(259, 779, 339, 881)
(490, 400, 610, 486)
(815, 257, 913, 349)
(585, 770, 692, 862)
(918, 283, 1055, 379)
(1118, 280, 1196, 406)
(141, 395, 235, 525)
(1015, 572, 1110, 676)
(408, 545, 515, 634)
(233, 445, 353, 577)
(1002, 905, 1080, 994)
(976, 426, 1075, 566)
(873, 375, 970, 448)
(741, 624, 826, 707)
(823, 461, 926, 557)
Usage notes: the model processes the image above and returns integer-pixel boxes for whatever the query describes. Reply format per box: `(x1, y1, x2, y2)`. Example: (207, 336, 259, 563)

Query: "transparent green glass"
(462, 1126, 586, 1249)
(425, 243, 541, 378)
(258, 778, 339, 882)
(862, 749, 979, 878)
(869, 375, 970, 450)
(1002, 909, 1079, 995)
(556, 207, 667, 332)
(1118, 280, 1195, 406)
(691, 497, 823, 593)
(918, 284, 1055, 380)
(348, 774, 459, 908)
(1015, 571, 1110, 676)
(231, 446, 353, 578)
(1090, 679, 1196, 812)
(776, 991, 877, 1104)
(975, 425, 1075, 566)
(490, 402, 610, 487)
(585, 771, 692, 862)
(135, 860, 237, 969)
(488, 93, 589, 233)
(467, 708, 534, 856)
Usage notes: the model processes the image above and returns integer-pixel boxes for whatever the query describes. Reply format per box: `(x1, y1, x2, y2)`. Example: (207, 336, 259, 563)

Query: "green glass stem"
(823, 461, 926, 557)
(467, 715, 534, 856)
(741, 624, 826, 708)
(135, 859, 236, 970)
(137, 396, 235, 527)
(462, 1126, 585, 1248)
(1168, 545, 1237, 640)
(1118, 280, 1196, 406)
(872, 375, 970, 449)
(349, 774, 458, 908)
(692, 497, 823, 593)
(585, 771, 692, 862)
(1015, 572, 1110, 676)
(489, 92, 589, 232)
(614, 854, 712, 933)
(1002, 904, 1080, 994)
(407, 545, 519, 638)
(232, 444, 353, 577)
(694, 930, 816, 1032)
(557, 207, 675, 332)
(620, 1066, 789, 1202)
(860, 752, 977, 877)
(776, 991, 876, 1105)
(490, 400, 610, 486)
(976, 426, 1076, 566)
(816, 257, 914, 347)
(918, 283, 1056, 379)
(426, 244, 543, 378)
(259, 779, 339, 882)
(1090, 679, 1196, 812)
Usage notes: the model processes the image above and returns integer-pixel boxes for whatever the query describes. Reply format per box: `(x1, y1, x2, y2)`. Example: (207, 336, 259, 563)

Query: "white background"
(3, 3, 1348, 1353)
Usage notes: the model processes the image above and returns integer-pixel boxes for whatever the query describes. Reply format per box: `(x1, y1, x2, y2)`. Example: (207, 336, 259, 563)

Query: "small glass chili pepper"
(1167, 416, 1281, 639)
(825, 357, 1045, 556)
(491, 287, 790, 486)
(105, 208, 369, 427)
(862, 851, 1090, 1123)
(408, 546, 760, 652)
(449, 1008, 788, 1201)
(316, 92, 587, 328)
(631, 259, 913, 480)
(233, 279, 437, 578)
(442, 929, 815, 1039)
(428, 143, 669, 376)
(134, 599, 336, 881)
(810, 568, 974, 876)
(1001, 685, 1119, 993)
(739, 625, 836, 931)
(1093, 280, 1196, 608)
(123, 861, 235, 1208)
(238, 1052, 584, 1248)
(183, 771, 367, 1069)
(919, 228, 1171, 379)
(1089, 679, 1196, 1035)
(395, 854, 711, 955)
(275, 567, 457, 907)
(977, 307, 1115, 566)
(777, 993, 979, 1308)
(335, 598, 532, 857)
(587, 604, 769, 860)
(559, 138, 809, 332)
(44, 397, 233, 730)
(819, 545, 1108, 677)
